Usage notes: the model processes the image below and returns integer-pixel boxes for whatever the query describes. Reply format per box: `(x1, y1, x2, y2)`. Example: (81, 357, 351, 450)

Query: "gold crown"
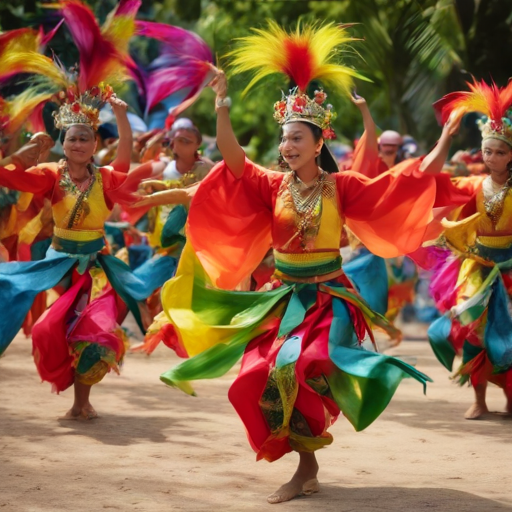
(478, 115, 512, 147)
(273, 87, 337, 139)
(53, 83, 114, 131)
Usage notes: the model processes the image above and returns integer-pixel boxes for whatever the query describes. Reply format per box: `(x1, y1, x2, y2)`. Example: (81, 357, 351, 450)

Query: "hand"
(141, 179, 169, 193)
(443, 111, 463, 137)
(11, 139, 43, 169)
(30, 132, 54, 163)
(108, 94, 128, 115)
(350, 89, 367, 109)
(30, 132, 54, 151)
(209, 67, 228, 99)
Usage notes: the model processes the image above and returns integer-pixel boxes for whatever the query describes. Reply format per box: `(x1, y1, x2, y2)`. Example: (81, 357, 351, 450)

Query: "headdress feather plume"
(228, 20, 368, 96)
(0, 26, 66, 85)
(434, 78, 512, 130)
(132, 21, 214, 119)
(43, 0, 140, 91)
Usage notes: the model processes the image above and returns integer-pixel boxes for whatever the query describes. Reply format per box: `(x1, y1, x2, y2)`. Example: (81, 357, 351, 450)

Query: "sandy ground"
(1, 321, 511, 512)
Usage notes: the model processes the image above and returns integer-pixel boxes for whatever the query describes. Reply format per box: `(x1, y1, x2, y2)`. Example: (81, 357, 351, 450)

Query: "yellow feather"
(0, 51, 68, 88)
(228, 20, 367, 96)
(6, 87, 56, 134)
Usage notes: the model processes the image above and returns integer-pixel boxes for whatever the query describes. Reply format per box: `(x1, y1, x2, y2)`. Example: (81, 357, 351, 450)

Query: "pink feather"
(133, 21, 214, 117)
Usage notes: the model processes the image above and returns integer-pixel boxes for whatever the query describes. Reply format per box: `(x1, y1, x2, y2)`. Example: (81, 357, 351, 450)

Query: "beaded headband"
(274, 87, 337, 139)
(53, 83, 114, 131)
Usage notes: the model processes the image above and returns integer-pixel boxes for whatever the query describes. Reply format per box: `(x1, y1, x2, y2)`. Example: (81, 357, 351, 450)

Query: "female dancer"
(0, 87, 176, 419)
(148, 23, 465, 503)
(425, 79, 512, 419)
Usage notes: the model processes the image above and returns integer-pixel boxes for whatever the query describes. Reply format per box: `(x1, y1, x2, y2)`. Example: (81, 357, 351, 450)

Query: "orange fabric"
(187, 158, 473, 290)
(340, 160, 438, 257)
(349, 131, 387, 178)
(188, 159, 281, 289)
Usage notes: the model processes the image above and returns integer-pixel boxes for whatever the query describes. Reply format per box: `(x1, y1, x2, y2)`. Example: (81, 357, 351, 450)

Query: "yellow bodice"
(272, 175, 342, 253)
(272, 175, 343, 282)
(52, 171, 111, 241)
(475, 187, 512, 234)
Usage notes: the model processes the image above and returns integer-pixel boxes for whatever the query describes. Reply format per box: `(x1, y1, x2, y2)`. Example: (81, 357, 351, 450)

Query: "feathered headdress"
(433, 78, 512, 147)
(228, 21, 366, 139)
(129, 21, 214, 126)
(0, 0, 139, 132)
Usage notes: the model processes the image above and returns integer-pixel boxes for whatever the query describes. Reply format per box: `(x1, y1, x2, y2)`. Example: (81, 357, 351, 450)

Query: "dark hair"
(302, 122, 323, 143)
(170, 125, 202, 145)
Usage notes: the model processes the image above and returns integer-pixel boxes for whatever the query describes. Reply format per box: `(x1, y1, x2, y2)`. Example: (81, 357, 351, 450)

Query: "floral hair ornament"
(433, 78, 512, 147)
(228, 20, 368, 140)
(53, 81, 114, 131)
(274, 87, 337, 139)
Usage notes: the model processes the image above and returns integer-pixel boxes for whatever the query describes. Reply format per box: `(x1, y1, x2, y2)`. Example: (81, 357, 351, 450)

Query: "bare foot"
(267, 477, 319, 504)
(59, 407, 82, 421)
(464, 402, 489, 420)
(79, 404, 98, 420)
(59, 404, 98, 421)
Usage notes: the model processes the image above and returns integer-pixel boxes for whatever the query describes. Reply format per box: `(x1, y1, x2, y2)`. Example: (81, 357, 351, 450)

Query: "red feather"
(283, 39, 314, 92)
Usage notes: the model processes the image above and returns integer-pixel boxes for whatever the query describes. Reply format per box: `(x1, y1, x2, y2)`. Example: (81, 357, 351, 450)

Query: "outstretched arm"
(0, 133, 56, 194)
(132, 186, 196, 209)
(210, 68, 245, 178)
(420, 115, 461, 174)
(109, 95, 133, 173)
(351, 93, 378, 155)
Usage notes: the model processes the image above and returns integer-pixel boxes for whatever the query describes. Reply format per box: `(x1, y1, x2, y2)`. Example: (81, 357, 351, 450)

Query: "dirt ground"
(1, 321, 511, 512)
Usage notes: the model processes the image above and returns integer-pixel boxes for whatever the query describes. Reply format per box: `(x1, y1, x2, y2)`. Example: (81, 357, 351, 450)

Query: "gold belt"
(273, 250, 340, 264)
(477, 235, 512, 249)
(54, 226, 104, 242)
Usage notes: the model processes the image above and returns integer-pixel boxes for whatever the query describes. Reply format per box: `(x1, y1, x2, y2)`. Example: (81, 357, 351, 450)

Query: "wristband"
(215, 96, 232, 109)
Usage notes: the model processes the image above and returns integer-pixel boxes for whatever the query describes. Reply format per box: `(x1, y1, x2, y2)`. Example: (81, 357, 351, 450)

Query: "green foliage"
(1, 0, 512, 161)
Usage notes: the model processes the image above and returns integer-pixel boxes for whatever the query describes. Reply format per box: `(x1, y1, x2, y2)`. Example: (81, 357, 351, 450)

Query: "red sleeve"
(100, 163, 153, 209)
(338, 160, 476, 257)
(188, 158, 282, 289)
(338, 159, 439, 257)
(0, 162, 56, 196)
(345, 131, 387, 178)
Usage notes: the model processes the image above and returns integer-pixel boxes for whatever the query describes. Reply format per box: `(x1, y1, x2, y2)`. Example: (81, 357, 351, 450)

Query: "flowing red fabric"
(348, 131, 388, 178)
(32, 271, 92, 393)
(228, 301, 338, 462)
(188, 159, 282, 289)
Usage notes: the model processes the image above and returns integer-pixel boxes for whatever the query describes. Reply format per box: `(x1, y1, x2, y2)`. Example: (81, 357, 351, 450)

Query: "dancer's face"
(171, 129, 200, 165)
(380, 144, 399, 156)
(279, 122, 322, 171)
(63, 125, 96, 165)
(482, 139, 512, 175)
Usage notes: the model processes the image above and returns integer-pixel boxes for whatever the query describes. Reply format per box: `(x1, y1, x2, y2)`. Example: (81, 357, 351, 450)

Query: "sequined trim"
(477, 234, 512, 249)
(54, 226, 104, 242)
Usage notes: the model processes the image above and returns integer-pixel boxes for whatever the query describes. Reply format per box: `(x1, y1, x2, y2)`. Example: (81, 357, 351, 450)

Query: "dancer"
(0, 3, 176, 418)
(424, 79, 512, 419)
(0, 87, 175, 418)
(149, 23, 466, 504)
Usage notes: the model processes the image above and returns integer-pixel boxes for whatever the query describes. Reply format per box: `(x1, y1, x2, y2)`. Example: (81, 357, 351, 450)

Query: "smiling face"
(279, 122, 323, 171)
(63, 125, 96, 165)
(482, 138, 512, 175)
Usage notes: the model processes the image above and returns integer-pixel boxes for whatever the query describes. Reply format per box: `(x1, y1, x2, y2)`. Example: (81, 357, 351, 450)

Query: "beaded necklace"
(59, 162, 97, 229)
(283, 169, 336, 250)
(483, 175, 512, 228)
